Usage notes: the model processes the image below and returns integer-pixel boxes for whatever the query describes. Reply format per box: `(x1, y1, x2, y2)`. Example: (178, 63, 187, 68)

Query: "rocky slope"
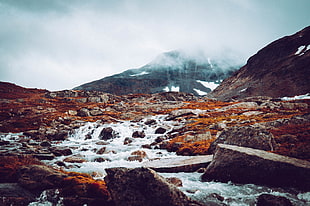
(1, 82, 309, 205)
(210, 26, 310, 101)
(74, 50, 239, 96)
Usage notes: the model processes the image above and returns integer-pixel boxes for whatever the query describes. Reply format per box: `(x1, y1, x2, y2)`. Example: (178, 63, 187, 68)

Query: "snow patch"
(130, 71, 149, 77)
(240, 88, 247, 93)
(295, 45, 309, 56)
(193, 88, 208, 96)
(281, 93, 310, 101)
(197, 80, 219, 91)
(163, 86, 179, 92)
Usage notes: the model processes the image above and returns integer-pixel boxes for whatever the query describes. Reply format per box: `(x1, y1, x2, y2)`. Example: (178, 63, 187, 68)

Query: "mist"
(0, 0, 309, 90)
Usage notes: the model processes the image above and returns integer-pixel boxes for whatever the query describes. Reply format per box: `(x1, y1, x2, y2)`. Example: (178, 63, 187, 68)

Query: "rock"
(50, 147, 73, 156)
(208, 125, 277, 154)
(132, 131, 146, 138)
(90, 107, 103, 116)
(280, 102, 308, 110)
(155, 127, 167, 134)
(18, 165, 67, 192)
(201, 144, 310, 190)
(99, 127, 116, 140)
(165, 109, 194, 121)
(0, 183, 36, 206)
(94, 157, 110, 162)
(127, 150, 148, 162)
(40, 141, 51, 147)
(104, 167, 203, 206)
(143, 155, 213, 173)
(96, 147, 107, 155)
(217, 102, 258, 111)
(145, 119, 157, 125)
(63, 156, 87, 163)
(123, 137, 133, 145)
(184, 132, 212, 142)
(77, 108, 90, 117)
(68, 110, 77, 116)
(257, 194, 293, 206)
(165, 177, 183, 187)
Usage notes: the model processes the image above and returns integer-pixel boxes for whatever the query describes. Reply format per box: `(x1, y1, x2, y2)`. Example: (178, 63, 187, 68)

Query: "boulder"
(50, 147, 73, 156)
(257, 194, 293, 206)
(99, 127, 116, 140)
(165, 109, 194, 121)
(0, 183, 36, 206)
(165, 177, 183, 187)
(155, 127, 167, 134)
(18, 165, 67, 192)
(132, 131, 146, 138)
(208, 125, 277, 154)
(201, 144, 310, 190)
(63, 156, 87, 163)
(127, 150, 148, 162)
(104, 167, 203, 206)
(96, 147, 107, 155)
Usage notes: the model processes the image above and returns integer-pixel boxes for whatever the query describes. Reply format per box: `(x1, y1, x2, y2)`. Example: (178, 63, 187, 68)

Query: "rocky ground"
(0, 82, 309, 205)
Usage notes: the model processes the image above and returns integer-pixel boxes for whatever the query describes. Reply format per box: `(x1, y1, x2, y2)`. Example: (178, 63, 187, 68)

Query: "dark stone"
(40, 140, 51, 147)
(77, 108, 90, 117)
(99, 127, 115, 140)
(0, 183, 36, 206)
(50, 147, 73, 156)
(94, 157, 111, 162)
(132, 131, 145, 138)
(124, 137, 133, 145)
(257, 194, 293, 206)
(33, 153, 55, 160)
(145, 119, 157, 125)
(96, 147, 107, 155)
(155, 127, 167, 134)
(104, 167, 204, 206)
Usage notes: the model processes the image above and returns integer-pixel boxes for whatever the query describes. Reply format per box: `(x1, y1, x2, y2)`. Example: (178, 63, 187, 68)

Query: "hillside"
(210, 26, 310, 101)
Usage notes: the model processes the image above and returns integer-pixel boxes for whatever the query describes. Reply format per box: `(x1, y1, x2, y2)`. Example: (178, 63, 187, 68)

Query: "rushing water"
(2, 114, 310, 205)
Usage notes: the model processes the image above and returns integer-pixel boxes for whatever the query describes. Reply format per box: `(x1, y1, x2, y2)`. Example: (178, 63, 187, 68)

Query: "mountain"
(74, 50, 239, 96)
(210, 26, 310, 101)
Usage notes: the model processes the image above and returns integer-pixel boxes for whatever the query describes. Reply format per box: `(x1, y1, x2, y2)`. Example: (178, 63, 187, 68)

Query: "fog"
(0, 0, 309, 90)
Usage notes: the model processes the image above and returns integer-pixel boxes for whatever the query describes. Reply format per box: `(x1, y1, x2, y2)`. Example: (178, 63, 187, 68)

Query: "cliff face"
(74, 51, 239, 96)
(210, 26, 310, 101)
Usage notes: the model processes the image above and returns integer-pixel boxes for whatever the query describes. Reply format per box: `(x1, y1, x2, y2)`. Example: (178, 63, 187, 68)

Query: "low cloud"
(0, 0, 309, 90)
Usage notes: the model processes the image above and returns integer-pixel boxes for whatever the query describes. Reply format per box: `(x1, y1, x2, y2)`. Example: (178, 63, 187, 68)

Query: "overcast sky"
(0, 0, 309, 90)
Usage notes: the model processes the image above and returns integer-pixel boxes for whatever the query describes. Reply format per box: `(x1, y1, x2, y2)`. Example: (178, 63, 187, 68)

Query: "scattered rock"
(105, 167, 203, 206)
(99, 127, 116, 140)
(145, 119, 157, 125)
(40, 141, 51, 147)
(94, 157, 111, 162)
(132, 131, 146, 138)
(50, 147, 73, 156)
(123, 137, 133, 145)
(165, 177, 183, 187)
(63, 156, 87, 163)
(96, 147, 107, 155)
(257, 194, 293, 206)
(201, 144, 310, 190)
(127, 150, 148, 162)
(165, 109, 194, 121)
(208, 125, 277, 154)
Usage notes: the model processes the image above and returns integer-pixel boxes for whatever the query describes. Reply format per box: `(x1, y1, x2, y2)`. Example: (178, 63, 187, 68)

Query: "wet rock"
(96, 147, 107, 155)
(155, 127, 167, 134)
(50, 147, 72, 156)
(63, 156, 87, 163)
(127, 150, 148, 162)
(94, 157, 111, 162)
(165, 177, 183, 187)
(18, 165, 67, 192)
(40, 140, 51, 147)
(208, 125, 277, 154)
(124, 137, 133, 145)
(132, 131, 146, 138)
(99, 127, 116, 140)
(257, 194, 293, 206)
(145, 119, 157, 125)
(143, 155, 213, 173)
(105, 167, 203, 206)
(201, 144, 310, 190)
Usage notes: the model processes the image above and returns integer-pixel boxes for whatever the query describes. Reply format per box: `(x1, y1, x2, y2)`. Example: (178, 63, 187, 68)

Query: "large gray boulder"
(105, 167, 204, 206)
(208, 125, 277, 154)
(202, 144, 310, 191)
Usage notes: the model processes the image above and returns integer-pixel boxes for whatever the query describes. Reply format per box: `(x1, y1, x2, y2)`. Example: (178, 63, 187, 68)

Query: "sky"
(0, 0, 309, 91)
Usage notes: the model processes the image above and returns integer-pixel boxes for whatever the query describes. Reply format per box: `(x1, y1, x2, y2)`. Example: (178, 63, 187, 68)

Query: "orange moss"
(270, 123, 310, 160)
(62, 171, 110, 199)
